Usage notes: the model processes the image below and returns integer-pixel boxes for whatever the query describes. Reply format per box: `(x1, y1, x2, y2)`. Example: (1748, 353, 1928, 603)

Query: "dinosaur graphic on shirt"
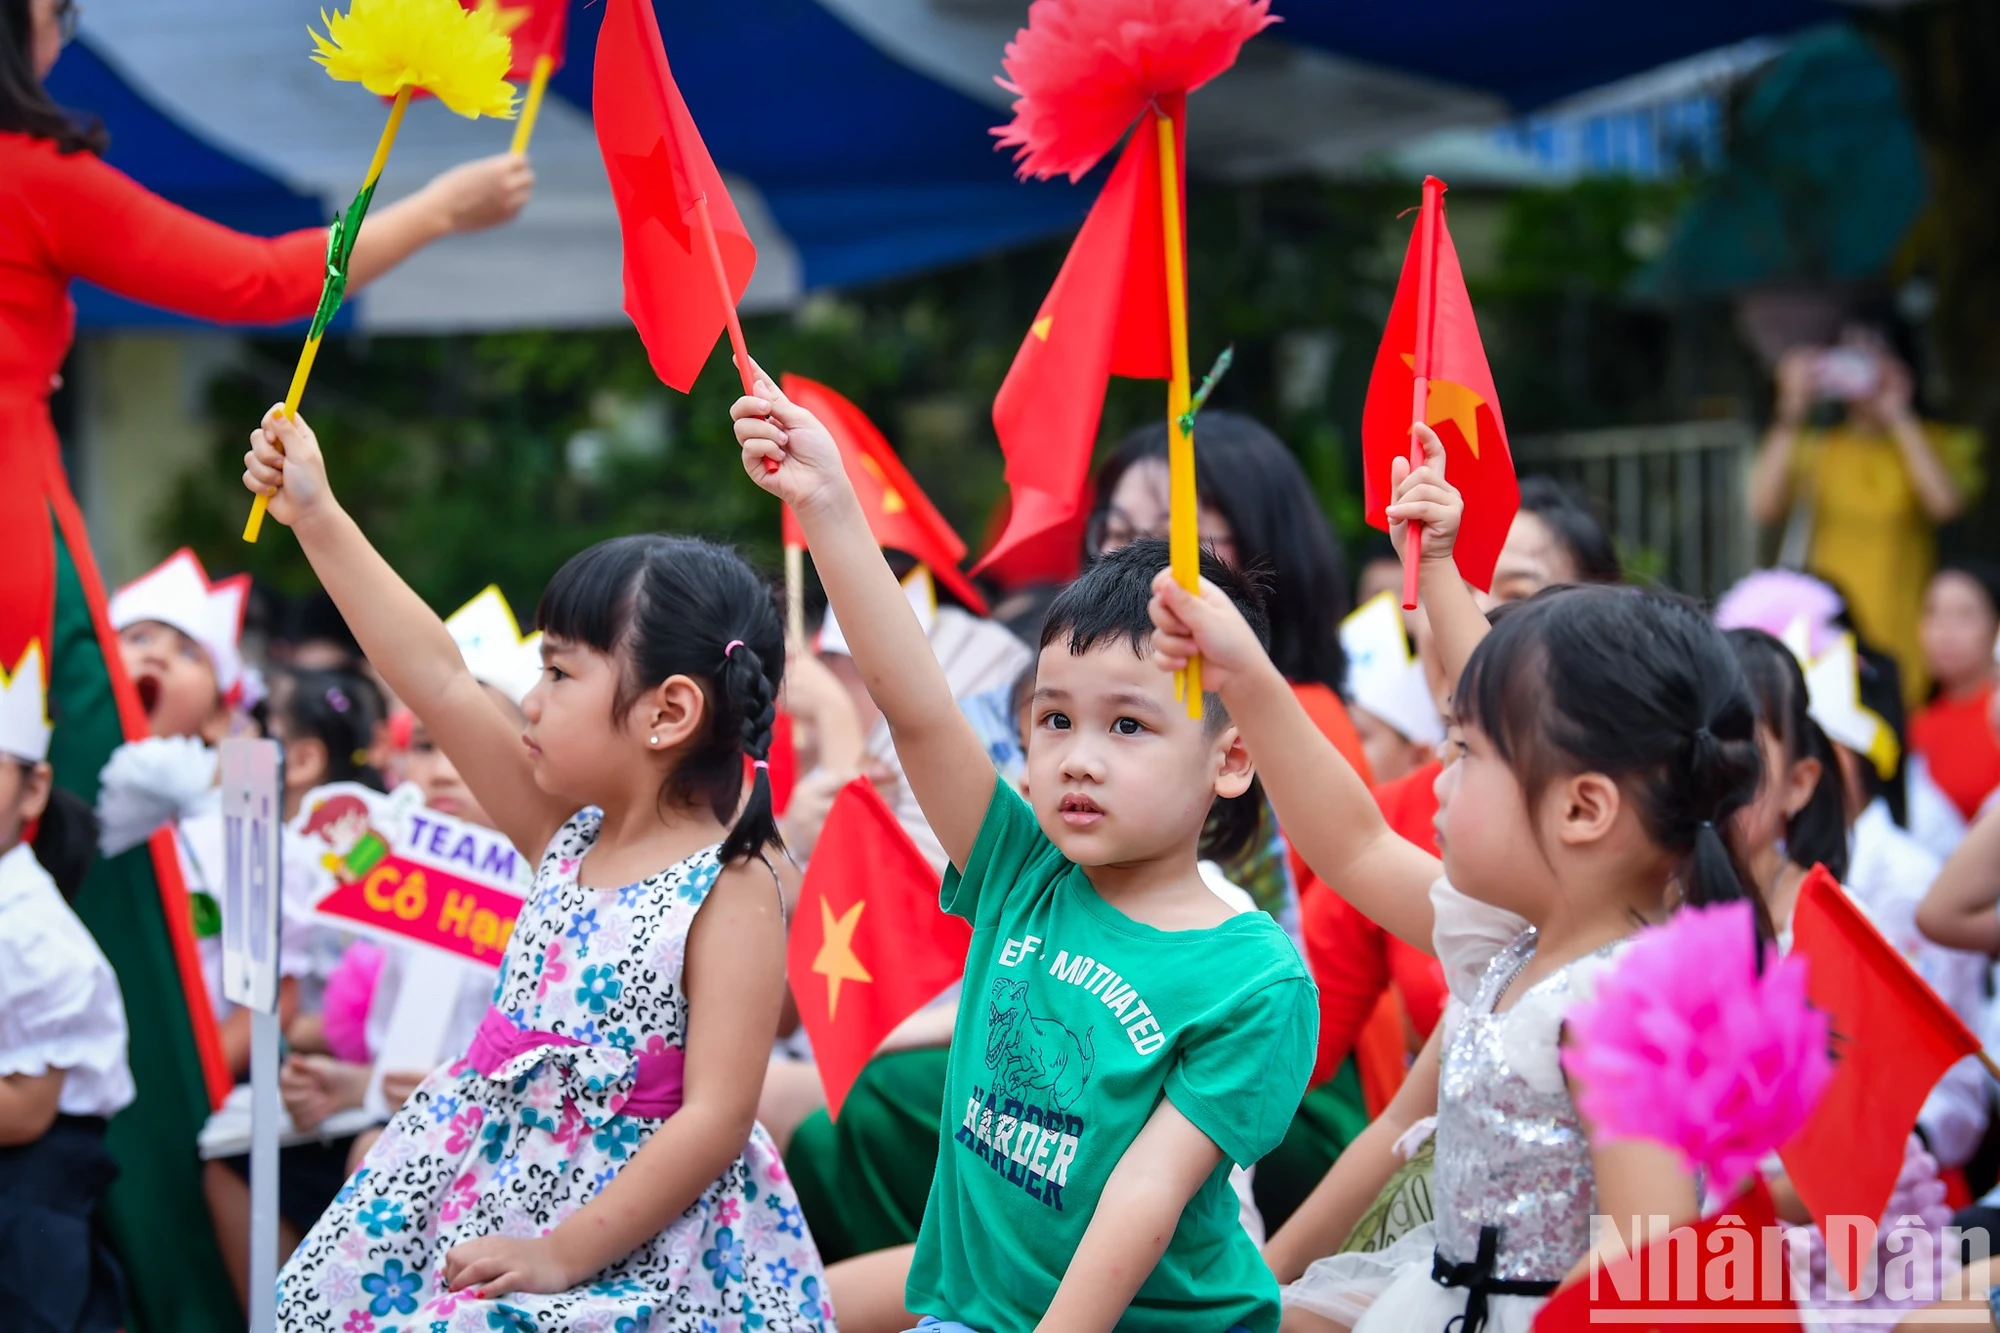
(986, 978, 1094, 1112)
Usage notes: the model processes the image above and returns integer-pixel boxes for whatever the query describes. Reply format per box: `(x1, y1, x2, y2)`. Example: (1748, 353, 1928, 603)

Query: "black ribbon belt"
(1432, 1224, 1560, 1333)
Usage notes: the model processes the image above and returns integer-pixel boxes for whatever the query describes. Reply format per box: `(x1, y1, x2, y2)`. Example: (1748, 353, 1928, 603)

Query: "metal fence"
(1512, 419, 1758, 600)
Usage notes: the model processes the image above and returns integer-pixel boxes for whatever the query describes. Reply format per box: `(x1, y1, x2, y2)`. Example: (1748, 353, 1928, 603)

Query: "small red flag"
(1361, 178, 1519, 592)
(475, 0, 566, 75)
(781, 374, 987, 615)
(787, 780, 970, 1119)
(593, 0, 755, 393)
(974, 99, 1180, 588)
(1778, 864, 1980, 1288)
(1534, 1179, 1798, 1330)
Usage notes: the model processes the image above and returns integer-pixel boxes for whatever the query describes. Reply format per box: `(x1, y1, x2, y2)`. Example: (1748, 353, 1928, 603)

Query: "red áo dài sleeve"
(32, 148, 326, 325)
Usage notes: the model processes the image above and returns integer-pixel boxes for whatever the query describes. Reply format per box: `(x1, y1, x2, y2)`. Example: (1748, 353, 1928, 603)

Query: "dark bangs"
(536, 537, 649, 657)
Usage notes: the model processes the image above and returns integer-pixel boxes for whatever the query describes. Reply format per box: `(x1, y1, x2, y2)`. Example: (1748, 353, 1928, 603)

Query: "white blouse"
(0, 843, 135, 1118)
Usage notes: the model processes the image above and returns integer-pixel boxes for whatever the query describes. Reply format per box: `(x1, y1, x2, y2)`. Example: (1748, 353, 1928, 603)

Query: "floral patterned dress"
(278, 811, 831, 1333)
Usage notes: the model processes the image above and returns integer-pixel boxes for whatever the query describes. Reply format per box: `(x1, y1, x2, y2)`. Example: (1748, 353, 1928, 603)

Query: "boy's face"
(119, 620, 225, 741)
(1025, 638, 1253, 869)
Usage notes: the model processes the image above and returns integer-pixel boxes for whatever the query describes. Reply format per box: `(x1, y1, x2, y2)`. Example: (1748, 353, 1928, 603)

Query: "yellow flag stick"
(1156, 108, 1201, 719)
(508, 53, 553, 155)
(244, 86, 414, 542)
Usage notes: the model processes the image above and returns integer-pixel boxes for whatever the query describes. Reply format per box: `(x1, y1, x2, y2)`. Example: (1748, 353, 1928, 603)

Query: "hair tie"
(753, 759, 769, 771)
(1692, 725, 1714, 745)
(723, 639, 745, 659)
(326, 686, 352, 714)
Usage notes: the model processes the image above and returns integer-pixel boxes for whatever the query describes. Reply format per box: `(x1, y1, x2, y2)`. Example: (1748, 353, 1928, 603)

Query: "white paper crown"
(109, 549, 249, 699)
(0, 641, 53, 764)
(1340, 592, 1443, 747)
(446, 587, 543, 706)
(819, 566, 938, 658)
(1780, 618, 1899, 779)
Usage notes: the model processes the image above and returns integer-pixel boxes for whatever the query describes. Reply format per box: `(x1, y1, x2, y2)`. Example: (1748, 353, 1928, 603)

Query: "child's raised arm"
(1148, 571, 1441, 950)
(1389, 423, 1489, 689)
(731, 372, 993, 871)
(243, 409, 572, 861)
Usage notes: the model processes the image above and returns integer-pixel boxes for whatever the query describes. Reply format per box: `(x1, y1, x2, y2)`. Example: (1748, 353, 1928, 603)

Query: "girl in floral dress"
(247, 408, 828, 1332)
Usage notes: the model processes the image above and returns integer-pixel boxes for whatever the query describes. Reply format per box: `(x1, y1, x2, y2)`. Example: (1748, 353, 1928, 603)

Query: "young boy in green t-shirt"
(734, 375, 1317, 1333)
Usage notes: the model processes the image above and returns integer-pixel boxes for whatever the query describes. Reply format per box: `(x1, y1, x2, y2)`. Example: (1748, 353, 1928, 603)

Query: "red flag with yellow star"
(788, 779, 971, 1119)
(1361, 178, 1518, 591)
(593, 0, 755, 392)
(974, 103, 1178, 588)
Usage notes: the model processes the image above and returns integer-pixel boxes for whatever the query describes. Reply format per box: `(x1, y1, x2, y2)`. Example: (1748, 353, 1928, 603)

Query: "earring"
(648, 735, 660, 747)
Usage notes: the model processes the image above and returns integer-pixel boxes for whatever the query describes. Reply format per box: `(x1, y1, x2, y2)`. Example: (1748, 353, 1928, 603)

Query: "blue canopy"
(55, 0, 1836, 331)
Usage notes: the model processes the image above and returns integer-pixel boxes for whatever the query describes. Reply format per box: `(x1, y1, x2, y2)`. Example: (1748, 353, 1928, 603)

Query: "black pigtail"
(717, 640, 784, 867)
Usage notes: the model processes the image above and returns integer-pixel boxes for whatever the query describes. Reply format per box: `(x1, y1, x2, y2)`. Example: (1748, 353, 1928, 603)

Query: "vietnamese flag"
(1361, 176, 1518, 592)
(593, 0, 755, 392)
(1779, 864, 1980, 1288)
(474, 0, 566, 75)
(789, 780, 971, 1119)
(781, 374, 988, 615)
(974, 99, 1179, 588)
(1534, 1179, 1797, 1330)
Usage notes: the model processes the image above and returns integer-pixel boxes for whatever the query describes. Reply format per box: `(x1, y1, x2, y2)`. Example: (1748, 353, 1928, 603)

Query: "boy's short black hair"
(1035, 539, 1273, 867)
(1039, 538, 1272, 680)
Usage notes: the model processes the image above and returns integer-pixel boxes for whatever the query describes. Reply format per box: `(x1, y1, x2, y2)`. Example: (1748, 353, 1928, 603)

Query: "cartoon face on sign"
(300, 792, 389, 884)
(293, 781, 531, 971)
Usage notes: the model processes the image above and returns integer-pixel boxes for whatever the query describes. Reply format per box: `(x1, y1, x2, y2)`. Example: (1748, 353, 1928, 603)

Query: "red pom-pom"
(993, 0, 1277, 182)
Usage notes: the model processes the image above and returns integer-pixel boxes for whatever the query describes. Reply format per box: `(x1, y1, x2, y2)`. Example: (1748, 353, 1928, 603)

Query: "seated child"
(0, 641, 133, 1332)
(736, 374, 1316, 1332)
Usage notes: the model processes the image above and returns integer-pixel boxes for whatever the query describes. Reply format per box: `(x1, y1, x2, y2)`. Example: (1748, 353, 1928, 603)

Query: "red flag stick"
(696, 191, 797, 626)
(1402, 175, 1445, 612)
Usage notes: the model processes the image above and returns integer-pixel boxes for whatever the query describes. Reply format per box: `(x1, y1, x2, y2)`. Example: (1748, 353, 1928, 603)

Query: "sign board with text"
(294, 782, 532, 970)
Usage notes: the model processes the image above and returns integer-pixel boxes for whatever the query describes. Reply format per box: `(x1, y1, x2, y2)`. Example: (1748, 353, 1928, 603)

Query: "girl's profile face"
(1431, 720, 1544, 915)
(520, 637, 642, 801)
(118, 620, 225, 741)
(1731, 723, 1791, 873)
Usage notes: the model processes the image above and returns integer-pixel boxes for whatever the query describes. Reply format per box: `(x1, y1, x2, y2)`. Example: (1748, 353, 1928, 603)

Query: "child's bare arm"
(1266, 1022, 1443, 1282)
(1037, 1099, 1224, 1332)
(732, 371, 993, 870)
(443, 860, 785, 1295)
(0, 1069, 64, 1147)
(1917, 804, 2000, 955)
(1389, 423, 1489, 689)
(1149, 572, 1442, 950)
(244, 410, 571, 861)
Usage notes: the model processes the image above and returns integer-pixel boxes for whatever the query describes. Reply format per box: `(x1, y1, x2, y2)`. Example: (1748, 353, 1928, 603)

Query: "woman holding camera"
(1749, 326, 1981, 702)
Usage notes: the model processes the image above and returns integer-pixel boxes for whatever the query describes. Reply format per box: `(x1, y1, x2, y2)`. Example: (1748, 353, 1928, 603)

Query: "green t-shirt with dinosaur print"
(906, 778, 1317, 1333)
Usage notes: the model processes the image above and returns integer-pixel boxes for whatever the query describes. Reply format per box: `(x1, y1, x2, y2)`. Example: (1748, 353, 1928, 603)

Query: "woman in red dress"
(0, 1, 532, 1325)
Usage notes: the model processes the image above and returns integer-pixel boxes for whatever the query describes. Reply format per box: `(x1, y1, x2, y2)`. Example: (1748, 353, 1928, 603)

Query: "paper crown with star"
(109, 548, 251, 702)
(1780, 618, 1900, 781)
(445, 586, 542, 706)
(1340, 592, 1442, 747)
(0, 641, 52, 765)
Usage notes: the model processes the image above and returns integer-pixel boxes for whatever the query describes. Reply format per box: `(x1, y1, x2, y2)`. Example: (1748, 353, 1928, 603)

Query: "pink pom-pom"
(1714, 569, 1846, 657)
(1562, 901, 1833, 1197)
(992, 0, 1278, 181)
(321, 939, 385, 1064)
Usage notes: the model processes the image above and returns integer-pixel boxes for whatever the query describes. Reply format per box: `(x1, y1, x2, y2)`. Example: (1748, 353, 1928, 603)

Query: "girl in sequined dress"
(1147, 426, 1770, 1333)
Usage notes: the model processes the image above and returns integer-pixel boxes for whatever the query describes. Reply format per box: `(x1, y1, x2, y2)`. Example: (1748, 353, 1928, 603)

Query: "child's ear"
(645, 674, 708, 750)
(1212, 723, 1255, 801)
(1554, 770, 1621, 846)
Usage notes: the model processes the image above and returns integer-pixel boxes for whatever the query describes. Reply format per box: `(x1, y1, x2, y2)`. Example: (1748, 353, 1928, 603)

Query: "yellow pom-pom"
(311, 0, 518, 120)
